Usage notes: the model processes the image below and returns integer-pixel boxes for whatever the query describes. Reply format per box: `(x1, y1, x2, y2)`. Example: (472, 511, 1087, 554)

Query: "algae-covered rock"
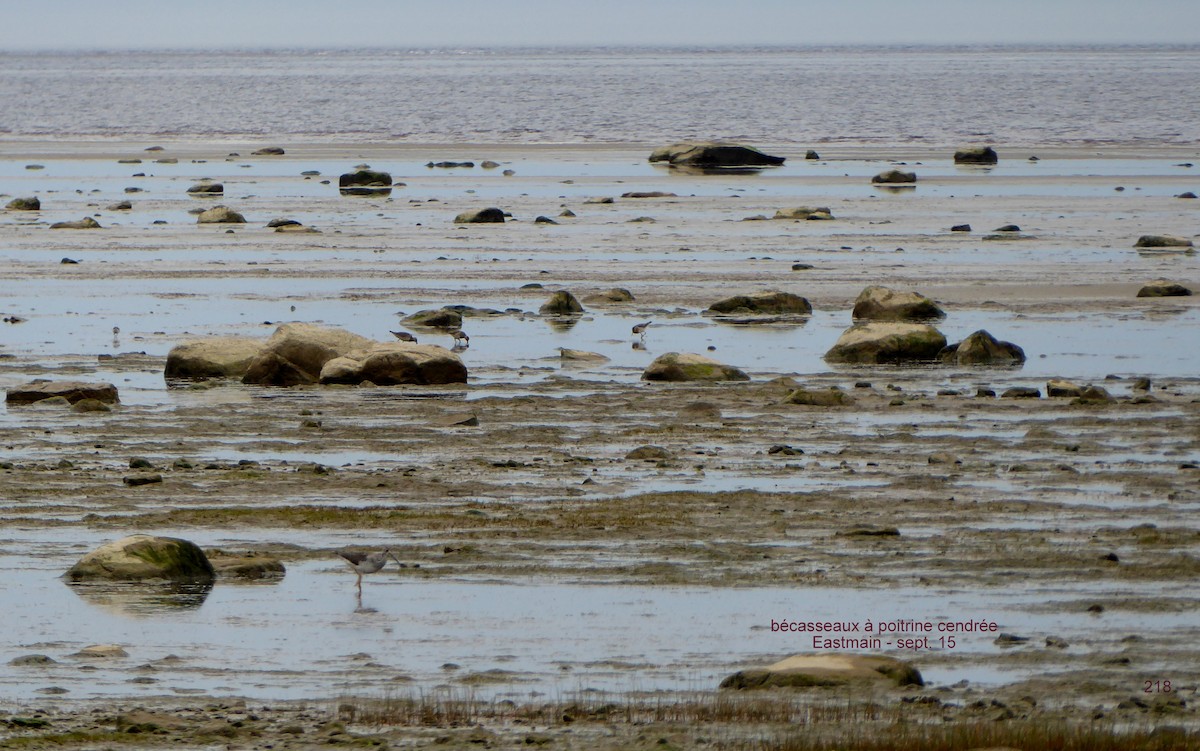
(872, 169, 917, 184)
(954, 146, 999, 164)
(706, 291, 812, 319)
(6, 197, 40, 210)
(852, 286, 945, 322)
(196, 205, 246, 224)
(539, 290, 584, 316)
(403, 308, 464, 328)
(825, 322, 947, 364)
(65, 535, 215, 582)
(319, 343, 468, 385)
(784, 388, 855, 406)
(642, 352, 749, 382)
(6, 380, 119, 405)
(938, 330, 1026, 367)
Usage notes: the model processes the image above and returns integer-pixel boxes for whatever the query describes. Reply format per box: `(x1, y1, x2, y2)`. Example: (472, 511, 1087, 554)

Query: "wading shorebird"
(390, 330, 418, 343)
(336, 548, 402, 593)
(450, 329, 470, 347)
(632, 321, 652, 338)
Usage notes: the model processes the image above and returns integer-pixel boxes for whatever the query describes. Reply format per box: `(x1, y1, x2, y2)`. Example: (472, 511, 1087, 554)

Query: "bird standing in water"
(632, 321, 652, 339)
(450, 329, 470, 347)
(336, 548, 402, 593)
(390, 330, 418, 343)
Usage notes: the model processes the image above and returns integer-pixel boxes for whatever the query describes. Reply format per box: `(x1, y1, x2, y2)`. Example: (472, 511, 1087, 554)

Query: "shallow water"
(1, 528, 1191, 703)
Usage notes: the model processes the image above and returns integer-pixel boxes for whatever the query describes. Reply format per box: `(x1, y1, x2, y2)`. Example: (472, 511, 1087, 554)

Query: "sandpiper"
(336, 548, 402, 593)
(390, 330, 418, 343)
(450, 329, 470, 347)
(632, 321, 652, 338)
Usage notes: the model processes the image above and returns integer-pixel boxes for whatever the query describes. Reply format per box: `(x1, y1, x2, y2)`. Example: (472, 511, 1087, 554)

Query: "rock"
(165, 336, 264, 379)
(768, 444, 803, 455)
(50, 217, 101, 229)
(583, 196, 614, 204)
(954, 146, 999, 164)
(106, 200, 133, 210)
(852, 286, 945, 322)
(825, 322, 947, 364)
(678, 402, 722, 420)
(939, 330, 1026, 366)
(186, 182, 223, 194)
(649, 142, 785, 167)
(626, 445, 672, 461)
(481, 160, 500, 169)
(951, 224, 972, 232)
(1076, 385, 1116, 404)
(9, 654, 56, 666)
(534, 216, 558, 224)
(318, 343, 468, 386)
(1134, 235, 1193, 248)
(580, 288, 635, 304)
(784, 388, 855, 406)
(1177, 191, 1197, 199)
(994, 224, 1021, 232)
(706, 291, 812, 319)
(207, 552, 286, 580)
(642, 352, 749, 382)
(621, 191, 677, 198)
(721, 654, 922, 690)
(427, 160, 474, 168)
(559, 348, 610, 362)
(6, 380, 119, 405)
(266, 217, 302, 228)
(65, 534, 215, 582)
(123, 474, 163, 487)
(806, 150, 820, 160)
(71, 398, 113, 413)
(251, 147, 285, 155)
(242, 323, 376, 387)
(196, 205, 246, 224)
(1002, 386, 1041, 399)
(403, 308, 464, 328)
(6, 197, 40, 210)
(432, 412, 479, 427)
(453, 207, 506, 223)
(539, 290, 584, 316)
(872, 169, 917, 184)
(773, 206, 834, 220)
(339, 169, 392, 195)
(1137, 279, 1192, 297)
(74, 644, 129, 659)
(1046, 379, 1084, 397)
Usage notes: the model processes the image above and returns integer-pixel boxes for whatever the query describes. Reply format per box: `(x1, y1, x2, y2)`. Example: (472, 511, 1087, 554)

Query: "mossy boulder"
(1137, 279, 1192, 297)
(642, 352, 749, 382)
(939, 330, 1025, 367)
(539, 290, 584, 316)
(784, 388, 855, 406)
(319, 343, 468, 385)
(65, 535, 215, 582)
(871, 169, 917, 184)
(706, 291, 812, 319)
(721, 654, 923, 690)
(953, 146, 999, 164)
(825, 322, 947, 364)
(164, 336, 264, 379)
(403, 308, 464, 328)
(339, 169, 393, 195)
(6, 197, 40, 210)
(852, 286, 945, 322)
(186, 182, 224, 194)
(1134, 235, 1193, 248)
(196, 205, 246, 224)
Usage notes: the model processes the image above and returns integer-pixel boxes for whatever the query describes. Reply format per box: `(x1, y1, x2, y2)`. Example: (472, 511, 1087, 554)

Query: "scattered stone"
(840, 526, 901, 537)
(539, 290, 584, 316)
(106, 200, 133, 210)
(825, 322, 947, 364)
(1132, 377, 1152, 391)
(1137, 279, 1192, 297)
(266, 217, 302, 228)
(66, 534, 214, 582)
(954, 146, 999, 164)
(9, 654, 56, 666)
(939, 330, 1026, 366)
(784, 388, 855, 406)
(768, 444, 803, 455)
(994, 633, 1030, 646)
(928, 452, 962, 465)
(50, 217, 101, 229)
(626, 445, 672, 461)
(559, 208, 576, 217)
(339, 169, 392, 195)
(5, 197, 40, 210)
(721, 654, 922, 689)
(852, 285, 945, 322)
(481, 160, 501, 169)
(805, 150, 820, 160)
(994, 224, 1021, 232)
(1046, 379, 1084, 397)
(773, 206, 834, 220)
(453, 207, 506, 223)
(534, 215, 558, 224)
(196, 205, 246, 224)
(129, 457, 154, 469)
(123, 474, 163, 487)
(950, 224, 971, 232)
(186, 182, 224, 194)
(642, 352, 749, 382)
(1001, 386, 1041, 399)
(649, 142, 785, 167)
(1134, 235, 1193, 248)
(1045, 636, 1069, 649)
(706, 291, 812, 318)
(872, 169, 917, 184)
(6, 380, 119, 405)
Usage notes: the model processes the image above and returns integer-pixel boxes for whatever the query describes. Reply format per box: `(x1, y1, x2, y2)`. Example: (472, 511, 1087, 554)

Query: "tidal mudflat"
(1, 141, 1197, 749)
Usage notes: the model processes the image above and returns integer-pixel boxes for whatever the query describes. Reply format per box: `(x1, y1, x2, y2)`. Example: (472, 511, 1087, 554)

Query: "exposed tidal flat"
(0, 139, 1198, 749)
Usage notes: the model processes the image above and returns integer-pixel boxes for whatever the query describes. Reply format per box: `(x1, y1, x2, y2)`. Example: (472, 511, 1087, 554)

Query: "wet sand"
(0, 141, 1198, 747)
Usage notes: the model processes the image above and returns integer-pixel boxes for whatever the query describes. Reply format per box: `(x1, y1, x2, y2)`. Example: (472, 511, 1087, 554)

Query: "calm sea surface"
(1, 45, 1199, 145)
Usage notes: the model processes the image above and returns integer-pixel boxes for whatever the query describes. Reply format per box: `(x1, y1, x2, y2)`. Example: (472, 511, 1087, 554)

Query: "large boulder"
(825, 322, 947, 364)
(648, 142, 785, 168)
(6, 380, 119, 405)
(319, 343, 468, 385)
(720, 654, 923, 690)
(65, 535, 215, 583)
(939, 330, 1026, 366)
(954, 146, 999, 164)
(706, 291, 812, 319)
(196, 205, 246, 224)
(852, 286, 945, 322)
(6, 197, 40, 210)
(872, 169, 917, 184)
(164, 337, 264, 379)
(242, 323, 375, 387)
(539, 290, 584, 316)
(1135, 235, 1193, 248)
(453, 207, 506, 224)
(642, 352, 749, 382)
(1137, 279, 1192, 297)
(339, 169, 392, 195)
(403, 308, 464, 328)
